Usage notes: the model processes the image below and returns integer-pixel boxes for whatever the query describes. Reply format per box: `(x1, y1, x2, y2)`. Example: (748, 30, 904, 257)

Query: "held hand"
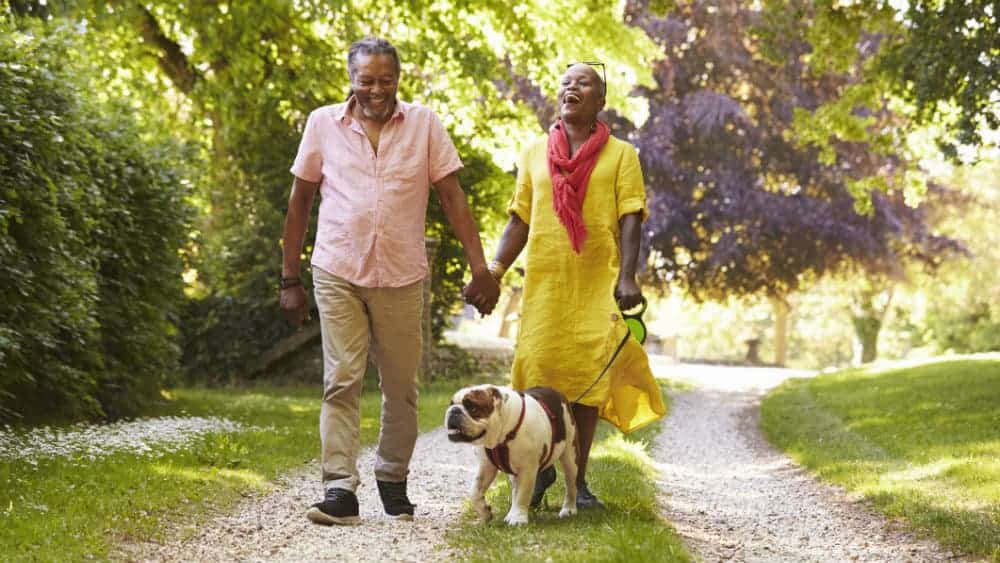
(462, 270, 501, 315)
(280, 286, 309, 328)
(614, 276, 643, 312)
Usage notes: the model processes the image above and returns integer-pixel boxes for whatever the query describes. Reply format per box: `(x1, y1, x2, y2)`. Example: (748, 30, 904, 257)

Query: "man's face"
(350, 53, 399, 122)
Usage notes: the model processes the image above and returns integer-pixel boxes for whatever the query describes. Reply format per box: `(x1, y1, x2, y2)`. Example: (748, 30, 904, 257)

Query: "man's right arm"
(280, 176, 320, 327)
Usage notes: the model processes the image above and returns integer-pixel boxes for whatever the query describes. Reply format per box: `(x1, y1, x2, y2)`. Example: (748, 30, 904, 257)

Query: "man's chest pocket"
(386, 145, 427, 185)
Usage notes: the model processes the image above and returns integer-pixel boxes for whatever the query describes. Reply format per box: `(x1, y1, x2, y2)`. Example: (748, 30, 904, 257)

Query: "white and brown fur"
(445, 384, 578, 525)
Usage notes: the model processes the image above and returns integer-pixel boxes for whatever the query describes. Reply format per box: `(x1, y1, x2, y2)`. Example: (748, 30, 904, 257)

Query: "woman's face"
(557, 64, 605, 122)
(350, 53, 399, 122)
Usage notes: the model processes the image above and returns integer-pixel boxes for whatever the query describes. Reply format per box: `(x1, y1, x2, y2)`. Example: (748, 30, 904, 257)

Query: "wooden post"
(420, 237, 439, 382)
(772, 297, 789, 367)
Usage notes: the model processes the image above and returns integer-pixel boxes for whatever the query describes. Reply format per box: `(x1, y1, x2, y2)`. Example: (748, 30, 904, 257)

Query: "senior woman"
(480, 63, 666, 509)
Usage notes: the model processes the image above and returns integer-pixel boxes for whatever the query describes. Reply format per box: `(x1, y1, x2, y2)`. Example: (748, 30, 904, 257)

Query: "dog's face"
(445, 384, 504, 444)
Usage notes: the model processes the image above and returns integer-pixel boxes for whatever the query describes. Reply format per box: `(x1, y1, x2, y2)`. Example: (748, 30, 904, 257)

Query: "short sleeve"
(427, 112, 464, 184)
(616, 145, 648, 222)
(507, 145, 533, 224)
(290, 110, 324, 183)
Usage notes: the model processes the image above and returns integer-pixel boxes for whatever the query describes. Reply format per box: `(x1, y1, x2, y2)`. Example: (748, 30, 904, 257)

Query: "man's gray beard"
(360, 99, 394, 122)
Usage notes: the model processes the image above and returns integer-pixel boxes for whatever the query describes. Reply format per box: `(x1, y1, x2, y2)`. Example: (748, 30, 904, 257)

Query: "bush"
(0, 21, 193, 421)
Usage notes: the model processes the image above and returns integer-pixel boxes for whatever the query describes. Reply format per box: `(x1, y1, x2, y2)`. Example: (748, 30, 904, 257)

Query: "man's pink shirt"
(290, 98, 463, 288)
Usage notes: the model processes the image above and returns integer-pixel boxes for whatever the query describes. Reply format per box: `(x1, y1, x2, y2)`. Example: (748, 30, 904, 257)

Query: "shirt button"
(610, 313, 619, 321)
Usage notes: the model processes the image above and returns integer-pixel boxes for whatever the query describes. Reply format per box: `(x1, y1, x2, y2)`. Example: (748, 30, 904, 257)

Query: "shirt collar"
(336, 96, 406, 124)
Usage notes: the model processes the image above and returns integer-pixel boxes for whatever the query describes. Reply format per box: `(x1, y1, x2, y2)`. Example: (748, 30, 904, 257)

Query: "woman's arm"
(488, 213, 530, 280)
(614, 211, 644, 310)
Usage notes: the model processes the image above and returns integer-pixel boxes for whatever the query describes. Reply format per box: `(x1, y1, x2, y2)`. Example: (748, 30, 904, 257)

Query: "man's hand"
(615, 276, 643, 312)
(280, 286, 309, 328)
(463, 269, 501, 315)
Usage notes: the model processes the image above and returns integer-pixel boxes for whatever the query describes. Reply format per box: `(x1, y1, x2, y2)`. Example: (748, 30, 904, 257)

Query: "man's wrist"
(280, 276, 302, 289)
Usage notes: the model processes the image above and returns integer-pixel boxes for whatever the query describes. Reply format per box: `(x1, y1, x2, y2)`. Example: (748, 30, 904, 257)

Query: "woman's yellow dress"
(508, 136, 666, 433)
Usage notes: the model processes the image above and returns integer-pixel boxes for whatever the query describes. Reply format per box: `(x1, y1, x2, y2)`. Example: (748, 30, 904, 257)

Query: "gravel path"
(649, 361, 967, 563)
(121, 427, 479, 562)
(119, 359, 970, 562)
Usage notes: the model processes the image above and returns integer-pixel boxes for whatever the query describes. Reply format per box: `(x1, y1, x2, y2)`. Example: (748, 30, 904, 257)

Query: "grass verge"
(0, 376, 479, 562)
(761, 357, 1000, 561)
(444, 384, 690, 563)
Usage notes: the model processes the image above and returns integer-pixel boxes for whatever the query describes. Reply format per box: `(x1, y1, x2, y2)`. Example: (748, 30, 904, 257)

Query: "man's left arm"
(615, 212, 644, 311)
(433, 173, 501, 314)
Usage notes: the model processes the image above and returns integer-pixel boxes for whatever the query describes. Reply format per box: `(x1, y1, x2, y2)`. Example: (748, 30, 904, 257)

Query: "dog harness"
(484, 392, 559, 476)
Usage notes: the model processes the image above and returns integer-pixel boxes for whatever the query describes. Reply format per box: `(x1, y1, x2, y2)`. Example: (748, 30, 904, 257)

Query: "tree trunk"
(852, 314, 881, 364)
(850, 282, 893, 365)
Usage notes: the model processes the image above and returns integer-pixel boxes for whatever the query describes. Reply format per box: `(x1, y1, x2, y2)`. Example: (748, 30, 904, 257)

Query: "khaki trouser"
(313, 268, 422, 492)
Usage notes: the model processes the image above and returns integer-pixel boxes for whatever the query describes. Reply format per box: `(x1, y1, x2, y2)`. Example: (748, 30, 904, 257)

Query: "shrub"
(0, 21, 193, 421)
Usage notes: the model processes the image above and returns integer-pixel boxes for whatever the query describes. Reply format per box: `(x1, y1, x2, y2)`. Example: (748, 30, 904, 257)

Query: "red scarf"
(547, 119, 610, 253)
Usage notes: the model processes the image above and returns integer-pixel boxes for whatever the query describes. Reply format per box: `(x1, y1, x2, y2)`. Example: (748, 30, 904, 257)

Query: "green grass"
(445, 384, 690, 563)
(761, 358, 1000, 561)
(0, 376, 477, 562)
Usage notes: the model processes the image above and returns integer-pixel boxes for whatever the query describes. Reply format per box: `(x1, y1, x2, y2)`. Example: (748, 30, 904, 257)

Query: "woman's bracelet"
(487, 259, 508, 282)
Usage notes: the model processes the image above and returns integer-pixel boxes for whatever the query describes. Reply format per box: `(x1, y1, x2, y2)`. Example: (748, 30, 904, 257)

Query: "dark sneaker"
(377, 479, 415, 520)
(529, 465, 557, 508)
(307, 487, 361, 526)
(576, 481, 605, 510)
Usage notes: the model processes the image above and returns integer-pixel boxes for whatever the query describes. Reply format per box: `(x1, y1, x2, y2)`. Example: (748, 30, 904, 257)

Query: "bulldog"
(445, 384, 578, 525)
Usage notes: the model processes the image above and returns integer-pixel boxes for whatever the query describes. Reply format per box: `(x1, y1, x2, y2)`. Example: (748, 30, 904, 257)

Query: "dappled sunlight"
(149, 463, 268, 489)
(883, 458, 963, 482)
(764, 359, 1000, 557)
(860, 353, 1000, 376)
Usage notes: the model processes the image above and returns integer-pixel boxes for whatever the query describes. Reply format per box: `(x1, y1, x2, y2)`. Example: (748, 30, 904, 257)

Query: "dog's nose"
(446, 406, 464, 427)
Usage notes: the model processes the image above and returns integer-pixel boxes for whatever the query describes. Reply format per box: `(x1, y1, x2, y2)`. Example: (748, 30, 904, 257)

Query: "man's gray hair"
(347, 36, 401, 79)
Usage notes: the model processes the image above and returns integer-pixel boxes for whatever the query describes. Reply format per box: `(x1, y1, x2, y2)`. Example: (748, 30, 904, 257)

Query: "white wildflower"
(0, 416, 250, 464)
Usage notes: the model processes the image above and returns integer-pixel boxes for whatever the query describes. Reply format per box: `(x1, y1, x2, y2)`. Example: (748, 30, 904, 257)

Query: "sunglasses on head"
(566, 61, 607, 88)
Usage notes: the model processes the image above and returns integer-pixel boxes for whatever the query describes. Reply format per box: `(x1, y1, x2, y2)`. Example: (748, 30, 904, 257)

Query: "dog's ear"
(490, 386, 503, 403)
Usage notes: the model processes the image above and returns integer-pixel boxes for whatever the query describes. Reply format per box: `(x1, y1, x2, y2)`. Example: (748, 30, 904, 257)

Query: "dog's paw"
(504, 511, 529, 526)
(475, 504, 493, 523)
(558, 506, 577, 518)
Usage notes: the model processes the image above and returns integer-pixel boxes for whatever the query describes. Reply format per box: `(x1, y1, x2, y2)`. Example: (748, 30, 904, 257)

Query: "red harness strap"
(535, 399, 558, 470)
(484, 393, 560, 475)
(484, 393, 526, 475)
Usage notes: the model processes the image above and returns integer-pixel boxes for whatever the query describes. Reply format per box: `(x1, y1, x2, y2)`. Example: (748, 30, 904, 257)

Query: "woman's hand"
(463, 269, 501, 315)
(615, 275, 643, 312)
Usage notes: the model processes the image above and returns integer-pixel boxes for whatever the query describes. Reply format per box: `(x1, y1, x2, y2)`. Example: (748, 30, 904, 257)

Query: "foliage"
(0, 18, 193, 421)
(623, 1, 961, 301)
(762, 358, 1000, 560)
(881, 1, 999, 151)
(785, 1, 999, 154)
(904, 155, 1000, 354)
